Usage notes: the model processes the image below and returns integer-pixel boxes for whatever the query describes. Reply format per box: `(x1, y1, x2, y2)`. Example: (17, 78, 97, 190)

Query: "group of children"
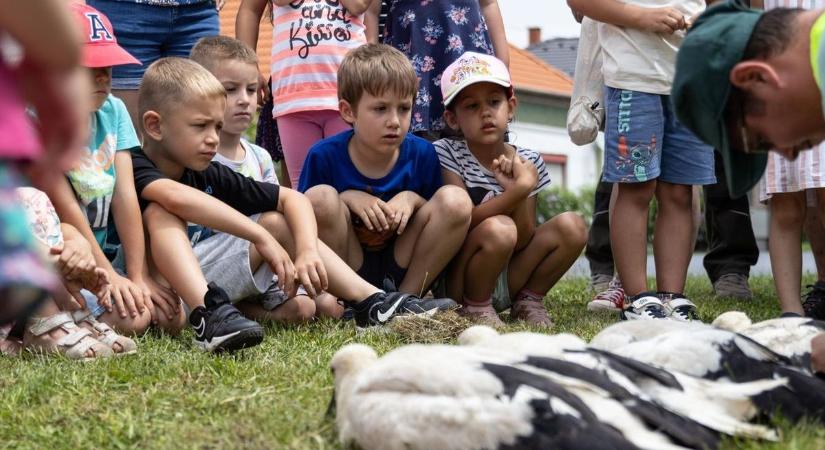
(0, 1, 587, 359)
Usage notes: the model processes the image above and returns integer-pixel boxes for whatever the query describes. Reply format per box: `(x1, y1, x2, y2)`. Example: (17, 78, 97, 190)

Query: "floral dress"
(384, 0, 495, 133)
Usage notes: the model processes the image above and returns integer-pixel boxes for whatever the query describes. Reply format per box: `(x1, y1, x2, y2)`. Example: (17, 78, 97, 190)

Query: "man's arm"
(567, 0, 687, 34)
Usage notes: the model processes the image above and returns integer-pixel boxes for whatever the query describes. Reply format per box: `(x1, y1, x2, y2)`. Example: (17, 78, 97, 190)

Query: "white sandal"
(72, 310, 138, 356)
(24, 312, 113, 361)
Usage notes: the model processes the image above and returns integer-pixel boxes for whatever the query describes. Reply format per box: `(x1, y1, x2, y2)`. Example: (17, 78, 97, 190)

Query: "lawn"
(1, 275, 824, 450)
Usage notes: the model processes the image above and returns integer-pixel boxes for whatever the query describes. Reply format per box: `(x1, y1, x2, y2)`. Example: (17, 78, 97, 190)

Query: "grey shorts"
(193, 215, 275, 302)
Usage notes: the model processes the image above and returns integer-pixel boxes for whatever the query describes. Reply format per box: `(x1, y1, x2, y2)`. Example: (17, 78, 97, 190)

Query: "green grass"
(1, 275, 824, 450)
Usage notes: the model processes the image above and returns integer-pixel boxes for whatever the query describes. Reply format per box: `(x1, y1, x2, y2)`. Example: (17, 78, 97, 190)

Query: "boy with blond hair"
(133, 57, 455, 351)
(300, 44, 473, 295)
(189, 36, 338, 322)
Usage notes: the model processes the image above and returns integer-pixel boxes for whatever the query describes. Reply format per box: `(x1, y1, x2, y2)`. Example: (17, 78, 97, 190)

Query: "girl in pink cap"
(434, 52, 587, 328)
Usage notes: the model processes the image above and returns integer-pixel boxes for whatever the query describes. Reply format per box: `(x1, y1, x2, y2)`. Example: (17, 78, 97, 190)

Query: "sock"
(514, 288, 544, 304)
(463, 296, 492, 312)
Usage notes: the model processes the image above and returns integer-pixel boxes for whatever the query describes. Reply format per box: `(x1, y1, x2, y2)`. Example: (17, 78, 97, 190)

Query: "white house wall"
(509, 120, 601, 193)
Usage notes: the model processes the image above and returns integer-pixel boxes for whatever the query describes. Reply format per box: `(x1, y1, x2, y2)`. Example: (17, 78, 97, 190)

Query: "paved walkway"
(564, 251, 816, 279)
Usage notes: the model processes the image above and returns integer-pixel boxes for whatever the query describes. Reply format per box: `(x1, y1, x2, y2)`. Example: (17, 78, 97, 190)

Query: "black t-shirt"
(131, 148, 280, 244)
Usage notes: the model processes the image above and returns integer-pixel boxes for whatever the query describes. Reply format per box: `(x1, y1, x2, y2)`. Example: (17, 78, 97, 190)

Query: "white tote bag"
(567, 17, 604, 146)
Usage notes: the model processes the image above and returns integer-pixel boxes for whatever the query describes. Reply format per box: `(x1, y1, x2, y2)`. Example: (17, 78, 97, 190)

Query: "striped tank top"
(270, 0, 366, 117)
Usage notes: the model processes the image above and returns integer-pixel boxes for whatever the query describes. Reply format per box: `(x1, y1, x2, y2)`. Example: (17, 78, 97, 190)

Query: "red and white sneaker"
(587, 278, 625, 313)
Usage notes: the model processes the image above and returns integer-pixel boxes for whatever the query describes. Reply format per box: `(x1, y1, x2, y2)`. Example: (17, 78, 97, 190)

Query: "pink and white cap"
(440, 52, 511, 107)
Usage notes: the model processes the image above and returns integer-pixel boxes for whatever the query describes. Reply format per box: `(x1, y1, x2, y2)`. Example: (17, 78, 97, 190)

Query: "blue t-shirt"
(298, 130, 442, 200)
(67, 94, 139, 258)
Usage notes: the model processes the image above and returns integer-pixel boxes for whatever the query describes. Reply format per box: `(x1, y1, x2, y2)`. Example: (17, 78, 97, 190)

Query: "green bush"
(536, 186, 595, 225)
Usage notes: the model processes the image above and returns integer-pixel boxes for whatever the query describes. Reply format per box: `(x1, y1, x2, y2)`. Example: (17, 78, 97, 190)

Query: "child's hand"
(512, 155, 539, 193)
(50, 237, 95, 282)
(136, 276, 180, 323)
(255, 235, 297, 297)
(631, 5, 687, 34)
(341, 190, 395, 233)
(108, 273, 149, 319)
(60, 267, 110, 312)
(491, 154, 514, 178)
(386, 191, 421, 235)
(293, 248, 328, 297)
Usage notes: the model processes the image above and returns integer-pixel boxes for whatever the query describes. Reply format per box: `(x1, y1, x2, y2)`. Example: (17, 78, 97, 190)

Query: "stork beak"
(325, 388, 336, 418)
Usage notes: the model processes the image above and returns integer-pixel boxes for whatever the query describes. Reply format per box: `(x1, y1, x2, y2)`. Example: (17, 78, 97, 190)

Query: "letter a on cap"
(86, 13, 113, 42)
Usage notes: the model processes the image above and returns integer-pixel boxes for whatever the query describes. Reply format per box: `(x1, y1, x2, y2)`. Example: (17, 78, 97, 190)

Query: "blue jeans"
(88, 0, 219, 89)
(603, 87, 716, 185)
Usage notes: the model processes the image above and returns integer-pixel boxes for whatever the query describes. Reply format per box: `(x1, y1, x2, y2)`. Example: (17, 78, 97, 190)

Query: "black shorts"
(356, 239, 408, 290)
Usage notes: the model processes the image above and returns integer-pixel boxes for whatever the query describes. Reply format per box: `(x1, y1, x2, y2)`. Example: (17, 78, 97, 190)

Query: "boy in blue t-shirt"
(299, 44, 473, 293)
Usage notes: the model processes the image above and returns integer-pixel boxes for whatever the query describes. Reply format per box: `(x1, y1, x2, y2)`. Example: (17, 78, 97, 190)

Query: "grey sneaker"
(713, 273, 752, 300)
(621, 293, 669, 321)
(591, 273, 613, 293)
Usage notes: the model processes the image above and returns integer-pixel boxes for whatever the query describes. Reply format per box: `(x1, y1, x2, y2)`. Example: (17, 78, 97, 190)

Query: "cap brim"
(443, 77, 512, 106)
(82, 44, 141, 68)
(718, 120, 768, 198)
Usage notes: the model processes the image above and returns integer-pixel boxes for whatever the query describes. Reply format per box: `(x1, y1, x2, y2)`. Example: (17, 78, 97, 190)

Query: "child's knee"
(281, 296, 317, 323)
(771, 194, 806, 227)
(656, 183, 693, 209)
(476, 215, 518, 253)
(101, 309, 152, 336)
(617, 180, 656, 204)
(432, 185, 473, 223)
(154, 308, 187, 336)
(143, 202, 175, 227)
(305, 185, 342, 219)
(257, 211, 289, 236)
(552, 212, 588, 248)
(315, 295, 344, 319)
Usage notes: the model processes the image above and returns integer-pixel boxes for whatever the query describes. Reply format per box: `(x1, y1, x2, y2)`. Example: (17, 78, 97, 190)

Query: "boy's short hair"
(138, 57, 226, 120)
(337, 43, 418, 108)
(189, 36, 258, 73)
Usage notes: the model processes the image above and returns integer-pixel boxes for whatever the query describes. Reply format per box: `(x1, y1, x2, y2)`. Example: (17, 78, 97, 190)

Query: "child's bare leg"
(810, 190, 825, 281)
(236, 295, 315, 323)
(611, 181, 657, 296)
(315, 293, 344, 318)
(98, 306, 151, 336)
(769, 192, 805, 314)
(252, 212, 380, 303)
(143, 203, 209, 310)
(446, 215, 517, 303)
(304, 185, 362, 266)
(507, 212, 587, 294)
(653, 182, 695, 294)
(393, 185, 472, 293)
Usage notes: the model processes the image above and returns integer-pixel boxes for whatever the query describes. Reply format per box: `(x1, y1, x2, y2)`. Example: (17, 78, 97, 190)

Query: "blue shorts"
(603, 87, 716, 185)
(87, 0, 219, 90)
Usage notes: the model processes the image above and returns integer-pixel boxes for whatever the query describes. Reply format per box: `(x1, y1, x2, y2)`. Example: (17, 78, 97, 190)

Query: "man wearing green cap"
(674, 0, 825, 196)
(674, 0, 825, 319)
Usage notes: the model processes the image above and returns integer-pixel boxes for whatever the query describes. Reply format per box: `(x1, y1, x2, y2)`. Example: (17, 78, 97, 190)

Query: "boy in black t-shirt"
(132, 58, 456, 352)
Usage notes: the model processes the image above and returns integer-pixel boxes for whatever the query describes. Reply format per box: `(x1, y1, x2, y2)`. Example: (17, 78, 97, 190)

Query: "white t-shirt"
(212, 139, 278, 184)
(599, 0, 706, 95)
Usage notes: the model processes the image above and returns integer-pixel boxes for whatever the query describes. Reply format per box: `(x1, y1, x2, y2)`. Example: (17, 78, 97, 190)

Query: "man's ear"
(339, 99, 356, 124)
(730, 61, 781, 90)
(142, 110, 163, 141)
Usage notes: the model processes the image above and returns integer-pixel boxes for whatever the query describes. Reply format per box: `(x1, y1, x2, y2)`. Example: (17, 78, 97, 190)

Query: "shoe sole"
(587, 302, 621, 313)
(195, 326, 265, 353)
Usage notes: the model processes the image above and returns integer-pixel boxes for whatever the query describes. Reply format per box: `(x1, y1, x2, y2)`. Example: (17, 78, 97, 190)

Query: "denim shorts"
(603, 87, 716, 185)
(88, 0, 219, 90)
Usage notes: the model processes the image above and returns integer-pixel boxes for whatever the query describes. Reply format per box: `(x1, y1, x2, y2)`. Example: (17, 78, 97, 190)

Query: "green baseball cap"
(672, 0, 767, 198)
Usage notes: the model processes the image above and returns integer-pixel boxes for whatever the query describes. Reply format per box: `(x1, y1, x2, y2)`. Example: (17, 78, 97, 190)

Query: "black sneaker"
(803, 281, 825, 320)
(189, 283, 264, 353)
(350, 291, 457, 327)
